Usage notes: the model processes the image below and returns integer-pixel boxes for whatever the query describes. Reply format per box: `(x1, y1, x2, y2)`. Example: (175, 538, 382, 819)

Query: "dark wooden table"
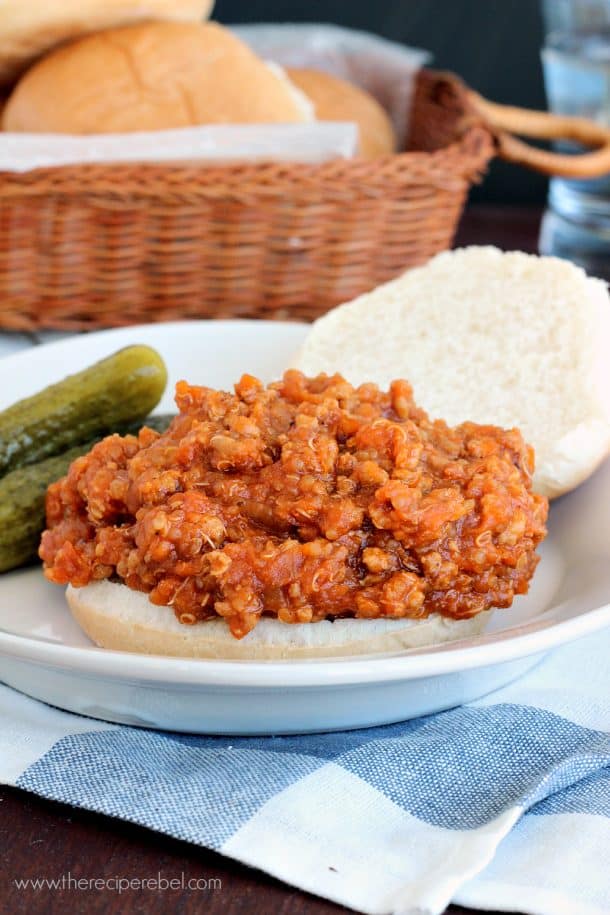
(1, 204, 540, 915)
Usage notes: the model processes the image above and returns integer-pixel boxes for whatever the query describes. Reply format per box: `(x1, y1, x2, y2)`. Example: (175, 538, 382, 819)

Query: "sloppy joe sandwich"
(40, 371, 547, 659)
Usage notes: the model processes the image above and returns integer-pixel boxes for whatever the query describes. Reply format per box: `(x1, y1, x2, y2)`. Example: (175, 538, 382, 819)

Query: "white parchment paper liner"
(0, 123, 359, 172)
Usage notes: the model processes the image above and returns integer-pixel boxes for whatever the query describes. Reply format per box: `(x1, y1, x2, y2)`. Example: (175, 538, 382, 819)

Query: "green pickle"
(0, 413, 175, 573)
(0, 345, 167, 475)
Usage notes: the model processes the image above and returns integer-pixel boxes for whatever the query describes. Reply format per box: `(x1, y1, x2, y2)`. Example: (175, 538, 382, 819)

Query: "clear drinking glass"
(539, 0, 610, 277)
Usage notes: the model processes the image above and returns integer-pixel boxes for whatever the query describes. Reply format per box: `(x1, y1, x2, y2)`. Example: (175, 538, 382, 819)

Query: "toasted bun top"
(3, 21, 311, 134)
(294, 246, 610, 499)
(0, 0, 214, 87)
(287, 67, 396, 159)
(67, 580, 488, 660)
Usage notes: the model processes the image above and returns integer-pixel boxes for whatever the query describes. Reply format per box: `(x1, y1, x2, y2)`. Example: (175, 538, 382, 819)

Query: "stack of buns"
(0, 3, 396, 160)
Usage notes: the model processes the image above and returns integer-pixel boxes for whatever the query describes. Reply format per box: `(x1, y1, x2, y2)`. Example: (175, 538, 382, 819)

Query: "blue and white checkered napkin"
(1, 627, 609, 915)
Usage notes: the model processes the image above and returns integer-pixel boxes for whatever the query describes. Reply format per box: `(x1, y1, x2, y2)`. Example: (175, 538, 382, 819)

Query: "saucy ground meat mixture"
(40, 371, 548, 639)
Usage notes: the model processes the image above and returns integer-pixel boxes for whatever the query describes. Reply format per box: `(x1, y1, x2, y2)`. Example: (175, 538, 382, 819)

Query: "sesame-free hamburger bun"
(3, 21, 313, 134)
(0, 0, 214, 87)
(287, 67, 397, 159)
(67, 580, 488, 660)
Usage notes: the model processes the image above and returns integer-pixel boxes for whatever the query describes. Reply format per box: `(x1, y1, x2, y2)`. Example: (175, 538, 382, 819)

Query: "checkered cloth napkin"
(1, 625, 609, 915)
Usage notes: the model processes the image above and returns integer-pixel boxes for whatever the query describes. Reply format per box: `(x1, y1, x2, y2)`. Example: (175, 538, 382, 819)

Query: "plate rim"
(1, 598, 609, 688)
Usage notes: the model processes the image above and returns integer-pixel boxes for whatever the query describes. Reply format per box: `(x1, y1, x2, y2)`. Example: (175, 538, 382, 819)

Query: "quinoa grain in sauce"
(40, 371, 548, 638)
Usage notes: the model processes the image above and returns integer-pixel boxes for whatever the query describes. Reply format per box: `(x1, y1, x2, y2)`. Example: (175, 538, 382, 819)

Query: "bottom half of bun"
(67, 580, 489, 660)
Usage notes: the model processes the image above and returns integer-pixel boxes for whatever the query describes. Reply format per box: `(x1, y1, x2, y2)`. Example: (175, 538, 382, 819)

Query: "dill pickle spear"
(0, 445, 87, 573)
(0, 413, 175, 573)
(0, 345, 167, 475)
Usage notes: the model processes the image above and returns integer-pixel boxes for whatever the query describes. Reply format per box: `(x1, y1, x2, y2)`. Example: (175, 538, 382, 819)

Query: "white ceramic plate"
(1, 321, 609, 734)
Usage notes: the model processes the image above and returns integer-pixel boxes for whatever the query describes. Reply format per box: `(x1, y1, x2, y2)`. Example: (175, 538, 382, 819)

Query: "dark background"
(215, 0, 548, 203)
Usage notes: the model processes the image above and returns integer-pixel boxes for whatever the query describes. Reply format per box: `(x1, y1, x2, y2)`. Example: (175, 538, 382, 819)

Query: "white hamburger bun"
(67, 580, 488, 660)
(294, 246, 610, 499)
(0, 0, 214, 86)
(3, 21, 312, 134)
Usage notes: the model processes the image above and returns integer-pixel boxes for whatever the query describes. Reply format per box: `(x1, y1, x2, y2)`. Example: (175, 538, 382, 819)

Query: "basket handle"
(466, 89, 610, 178)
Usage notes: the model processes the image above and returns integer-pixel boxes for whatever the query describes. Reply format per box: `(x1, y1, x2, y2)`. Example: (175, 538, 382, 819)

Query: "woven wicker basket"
(1, 68, 608, 331)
